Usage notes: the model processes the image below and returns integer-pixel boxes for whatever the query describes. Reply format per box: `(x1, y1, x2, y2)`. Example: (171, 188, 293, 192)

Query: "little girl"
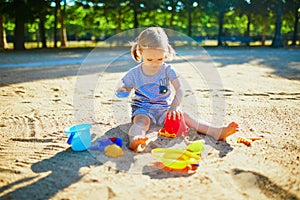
(116, 27, 239, 152)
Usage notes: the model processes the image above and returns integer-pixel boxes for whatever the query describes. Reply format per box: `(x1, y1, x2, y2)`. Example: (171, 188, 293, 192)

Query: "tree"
(204, 0, 238, 46)
(258, 0, 273, 45)
(0, 1, 11, 50)
(60, 0, 68, 47)
(54, 0, 60, 48)
(1, 0, 298, 49)
(181, 0, 196, 36)
(271, 0, 284, 47)
(101, 0, 128, 34)
(31, 0, 52, 48)
(0, 14, 8, 50)
(235, 0, 256, 37)
(1, 0, 50, 50)
(13, 0, 28, 50)
(38, 9, 48, 48)
(52, 0, 69, 47)
(139, 0, 164, 28)
(284, 0, 300, 46)
(163, 0, 180, 30)
(235, 0, 274, 45)
(291, 0, 299, 46)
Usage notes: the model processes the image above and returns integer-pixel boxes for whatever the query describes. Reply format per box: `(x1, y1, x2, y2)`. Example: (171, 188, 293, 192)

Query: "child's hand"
(115, 87, 131, 98)
(167, 107, 182, 120)
(116, 87, 128, 92)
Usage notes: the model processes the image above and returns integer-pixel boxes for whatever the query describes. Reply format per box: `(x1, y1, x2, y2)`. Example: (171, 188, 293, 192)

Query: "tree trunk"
(271, 0, 284, 48)
(39, 16, 47, 48)
(117, 7, 122, 34)
(14, 0, 25, 50)
(54, 0, 60, 48)
(187, 7, 192, 37)
(169, 9, 175, 30)
(60, 0, 67, 47)
(291, 1, 299, 46)
(133, 10, 138, 29)
(217, 11, 224, 47)
(262, 21, 267, 46)
(245, 13, 251, 36)
(169, 1, 178, 32)
(0, 14, 8, 50)
(133, 1, 139, 28)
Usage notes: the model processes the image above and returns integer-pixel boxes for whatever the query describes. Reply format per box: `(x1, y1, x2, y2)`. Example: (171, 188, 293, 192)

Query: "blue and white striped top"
(122, 63, 179, 109)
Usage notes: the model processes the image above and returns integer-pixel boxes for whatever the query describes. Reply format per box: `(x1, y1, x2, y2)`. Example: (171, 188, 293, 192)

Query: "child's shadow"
(0, 148, 101, 200)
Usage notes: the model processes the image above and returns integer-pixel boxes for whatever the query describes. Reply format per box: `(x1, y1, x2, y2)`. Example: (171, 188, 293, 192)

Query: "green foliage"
(1, 0, 299, 47)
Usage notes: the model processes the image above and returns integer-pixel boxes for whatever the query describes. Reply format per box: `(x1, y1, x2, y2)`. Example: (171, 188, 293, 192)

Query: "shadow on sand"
(0, 123, 235, 199)
(0, 148, 101, 199)
(0, 47, 299, 87)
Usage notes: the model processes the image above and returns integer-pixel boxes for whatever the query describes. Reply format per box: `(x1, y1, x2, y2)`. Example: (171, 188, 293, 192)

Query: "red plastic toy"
(158, 114, 189, 138)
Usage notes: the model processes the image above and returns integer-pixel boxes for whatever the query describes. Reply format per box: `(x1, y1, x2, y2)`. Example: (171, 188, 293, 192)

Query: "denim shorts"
(131, 105, 168, 126)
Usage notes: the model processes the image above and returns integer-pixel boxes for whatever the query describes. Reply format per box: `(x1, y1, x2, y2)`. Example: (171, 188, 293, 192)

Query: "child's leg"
(128, 114, 150, 152)
(183, 112, 238, 141)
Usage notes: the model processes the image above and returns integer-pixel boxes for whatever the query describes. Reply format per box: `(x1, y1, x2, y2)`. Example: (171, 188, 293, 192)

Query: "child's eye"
(158, 58, 163, 61)
(147, 59, 153, 61)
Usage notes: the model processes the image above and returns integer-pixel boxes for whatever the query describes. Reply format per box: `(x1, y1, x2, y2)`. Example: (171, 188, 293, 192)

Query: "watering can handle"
(67, 132, 75, 145)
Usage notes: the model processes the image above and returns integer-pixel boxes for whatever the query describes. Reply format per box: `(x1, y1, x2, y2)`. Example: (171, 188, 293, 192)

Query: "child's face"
(141, 48, 166, 69)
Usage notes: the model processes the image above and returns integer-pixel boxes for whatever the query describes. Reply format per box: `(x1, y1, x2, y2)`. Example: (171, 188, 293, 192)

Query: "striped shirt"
(122, 63, 178, 109)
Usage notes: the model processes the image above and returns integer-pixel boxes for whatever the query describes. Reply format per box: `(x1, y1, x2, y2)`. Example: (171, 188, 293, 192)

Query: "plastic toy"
(89, 137, 123, 151)
(151, 141, 204, 170)
(104, 144, 125, 158)
(237, 137, 252, 146)
(186, 140, 205, 153)
(129, 137, 148, 152)
(115, 91, 130, 98)
(237, 137, 262, 146)
(158, 114, 189, 138)
(64, 124, 92, 151)
(109, 137, 123, 146)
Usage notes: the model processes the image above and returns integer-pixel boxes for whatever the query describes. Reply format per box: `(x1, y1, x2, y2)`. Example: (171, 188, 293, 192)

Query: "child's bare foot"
(129, 136, 148, 152)
(212, 122, 239, 141)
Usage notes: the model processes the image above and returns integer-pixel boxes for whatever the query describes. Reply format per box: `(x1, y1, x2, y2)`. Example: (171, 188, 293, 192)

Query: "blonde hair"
(131, 27, 175, 62)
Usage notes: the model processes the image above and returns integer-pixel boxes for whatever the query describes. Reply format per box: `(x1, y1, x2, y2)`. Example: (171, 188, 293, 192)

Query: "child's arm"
(168, 77, 184, 118)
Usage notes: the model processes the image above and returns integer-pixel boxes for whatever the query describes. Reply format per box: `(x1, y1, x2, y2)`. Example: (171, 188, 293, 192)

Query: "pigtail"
(131, 42, 142, 62)
(166, 44, 176, 61)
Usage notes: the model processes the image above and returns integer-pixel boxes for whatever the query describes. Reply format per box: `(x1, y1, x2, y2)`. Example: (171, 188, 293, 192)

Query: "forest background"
(0, 0, 299, 50)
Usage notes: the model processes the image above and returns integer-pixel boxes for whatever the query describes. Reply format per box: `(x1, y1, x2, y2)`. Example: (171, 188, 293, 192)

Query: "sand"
(0, 47, 299, 200)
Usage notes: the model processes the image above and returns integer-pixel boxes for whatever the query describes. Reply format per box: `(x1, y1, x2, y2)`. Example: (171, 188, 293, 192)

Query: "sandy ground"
(0, 47, 300, 200)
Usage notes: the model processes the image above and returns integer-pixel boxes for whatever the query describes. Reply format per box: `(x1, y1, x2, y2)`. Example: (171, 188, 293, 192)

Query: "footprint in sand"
(14, 86, 26, 96)
(50, 87, 62, 102)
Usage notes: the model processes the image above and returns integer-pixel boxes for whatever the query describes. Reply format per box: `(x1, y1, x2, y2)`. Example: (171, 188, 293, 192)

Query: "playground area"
(0, 47, 299, 199)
